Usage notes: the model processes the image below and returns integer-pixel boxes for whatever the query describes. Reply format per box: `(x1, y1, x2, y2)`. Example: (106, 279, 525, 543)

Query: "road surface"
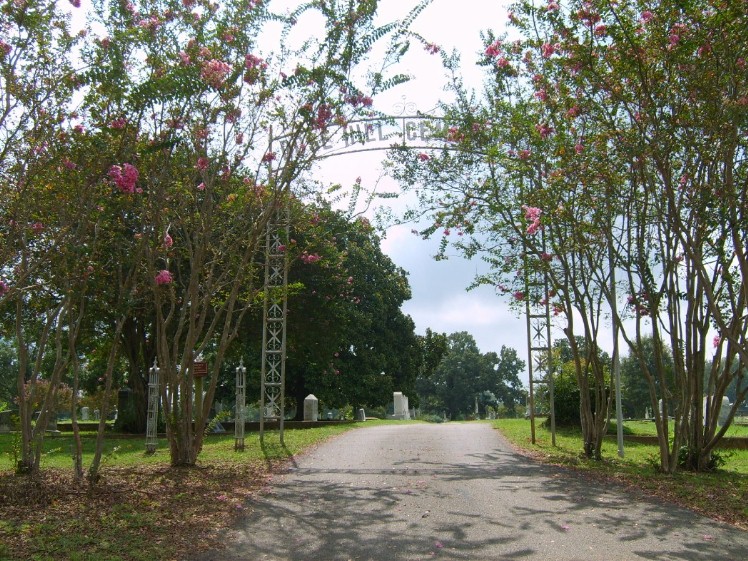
(189, 423, 748, 560)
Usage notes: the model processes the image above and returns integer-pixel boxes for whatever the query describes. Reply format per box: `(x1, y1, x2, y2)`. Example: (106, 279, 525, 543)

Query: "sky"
(310, 0, 539, 382)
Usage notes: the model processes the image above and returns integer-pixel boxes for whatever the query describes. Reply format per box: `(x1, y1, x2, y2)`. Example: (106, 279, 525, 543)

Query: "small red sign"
(193, 361, 208, 378)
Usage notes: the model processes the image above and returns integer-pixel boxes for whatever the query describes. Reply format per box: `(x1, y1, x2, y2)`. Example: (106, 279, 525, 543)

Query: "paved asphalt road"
(190, 423, 748, 561)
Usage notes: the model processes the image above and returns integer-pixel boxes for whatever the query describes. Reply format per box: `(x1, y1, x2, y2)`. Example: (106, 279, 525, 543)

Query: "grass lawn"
(0, 423, 362, 561)
(494, 418, 748, 531)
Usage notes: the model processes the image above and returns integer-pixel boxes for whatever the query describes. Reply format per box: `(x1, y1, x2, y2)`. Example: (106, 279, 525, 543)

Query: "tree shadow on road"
(188, 430, 747, 561)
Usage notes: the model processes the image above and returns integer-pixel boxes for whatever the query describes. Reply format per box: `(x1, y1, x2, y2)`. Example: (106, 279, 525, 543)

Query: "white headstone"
(304, 394, 319, 422)
(393, 392, 410, 420)
(357, 408, 366, 421)
(81, 407, 90, 421)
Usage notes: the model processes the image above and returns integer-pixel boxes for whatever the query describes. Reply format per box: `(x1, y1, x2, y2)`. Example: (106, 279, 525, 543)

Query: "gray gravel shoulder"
(189, 423, 748, 561)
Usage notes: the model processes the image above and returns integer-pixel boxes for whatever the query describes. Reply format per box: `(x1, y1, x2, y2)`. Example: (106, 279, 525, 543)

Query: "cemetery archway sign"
(254, 101, 553, 447)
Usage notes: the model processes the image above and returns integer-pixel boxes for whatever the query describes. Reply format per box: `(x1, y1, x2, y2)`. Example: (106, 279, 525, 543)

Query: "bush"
(420, 414, 444, 423)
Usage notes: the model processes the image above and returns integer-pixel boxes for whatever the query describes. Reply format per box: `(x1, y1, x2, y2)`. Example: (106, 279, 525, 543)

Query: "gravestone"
(81, 407, 90, 421)
(704, 396, 732, 426)
(303, 394, 319, 422)
(393, 392, 410, 420)
(357, 408, 366, 421)
(94, 409, 100, 421)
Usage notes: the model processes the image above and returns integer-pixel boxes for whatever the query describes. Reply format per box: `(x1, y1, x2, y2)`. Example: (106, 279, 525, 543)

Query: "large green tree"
(417, 331, 524, 419)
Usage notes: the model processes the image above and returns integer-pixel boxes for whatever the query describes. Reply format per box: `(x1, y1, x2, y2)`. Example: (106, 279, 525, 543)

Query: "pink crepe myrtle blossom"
(0, 280, 9, 297)
(535, 122, 554, 139)
(138, 15, 162, 31)
(201, 59, 232, 88)
(109, 163, 139, 193)
(277, 244, 286, 252)
(546, 1, 559, 11)
(69, 0, 81, 7)
(0, 40, 11, 56)
(197, 182, 206, 191)
(513, 291, 525, 301)
(425, 42, 440, 54)
(526, 220, 542, 235)
(575, 143, 584, 154)
(713, 335, 721, 348)
(178, 51, 191, 65)
(640, 11, 654, 24)
(534, 89, 548, 102)
(109, 117, 127, 129)
(155, 270, 173, 285)
(163, 233, 173, 248)
(262, 151, 276, 163)
(523, 205, 542, 222)
(566, 106, 580, 119)
(485, 41, 502, 58)
(518, 149, 531, 160)
(347, 276, 353, 284)
(196, 157, 209, 171)
(496, 57, 511, 68)
(418, 153, 430, 161)
(540, 43, 555, 58)
(300, 252, 321, 264)
(540, 252, 553, 262)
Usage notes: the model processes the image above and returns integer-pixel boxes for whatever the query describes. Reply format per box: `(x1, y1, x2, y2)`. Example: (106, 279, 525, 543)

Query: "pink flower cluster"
(245, 53, 267, 71)
(201, 59, 232, 88)
(0, 40, 10, 56)
(425, 43, 440, 54)
(300, 252, 321, 264)
(485, 40, 502, 58)
(344, 93, 373, 107)
(109, 163, 140, 193)
(522, 205, 543, 235)
(0, 280, 9, 297)
(155, 270, 173, 285)
(535, 122, 554, 139)
(109, 117, 127, 129)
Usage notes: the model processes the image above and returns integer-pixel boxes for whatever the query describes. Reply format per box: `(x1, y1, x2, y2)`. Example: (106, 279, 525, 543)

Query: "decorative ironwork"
(235, 359, 246, 451)
(524, 232, 555, 445)
(260, 203, 288, 444)
(145, 359, 160, 453)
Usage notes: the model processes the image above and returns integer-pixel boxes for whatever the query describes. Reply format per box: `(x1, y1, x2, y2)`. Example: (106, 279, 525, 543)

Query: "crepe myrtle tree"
(389, 0, 747, 470)
(74, 0, 430, 466)
(0, 0, 97, 474)
(500, 0, 748, 471)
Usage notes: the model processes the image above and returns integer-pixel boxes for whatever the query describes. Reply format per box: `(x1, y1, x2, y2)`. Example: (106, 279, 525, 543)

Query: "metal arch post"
(523, 230, 555, 446)
(259, 200, 289, 446)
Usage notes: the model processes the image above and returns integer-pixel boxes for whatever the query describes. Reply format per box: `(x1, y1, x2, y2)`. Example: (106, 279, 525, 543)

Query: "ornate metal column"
(235, 359, 246, 451)
(259, 202, 289, 444)
(524, 233, 555, 445)
(145, 359, 160, 454)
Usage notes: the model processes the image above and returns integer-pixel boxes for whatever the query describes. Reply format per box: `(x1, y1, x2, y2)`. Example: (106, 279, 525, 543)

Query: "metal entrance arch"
(259, 106, 554, 444)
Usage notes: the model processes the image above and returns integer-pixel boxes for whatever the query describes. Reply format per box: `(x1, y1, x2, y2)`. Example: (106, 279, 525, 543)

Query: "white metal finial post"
(235, 358, 246, 451)
(145, 359, 160, 454)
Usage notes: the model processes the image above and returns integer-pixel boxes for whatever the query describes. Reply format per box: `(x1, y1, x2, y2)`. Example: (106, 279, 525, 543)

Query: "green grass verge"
(494, 418, 748, 529)
(0, 423, 367, 561)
